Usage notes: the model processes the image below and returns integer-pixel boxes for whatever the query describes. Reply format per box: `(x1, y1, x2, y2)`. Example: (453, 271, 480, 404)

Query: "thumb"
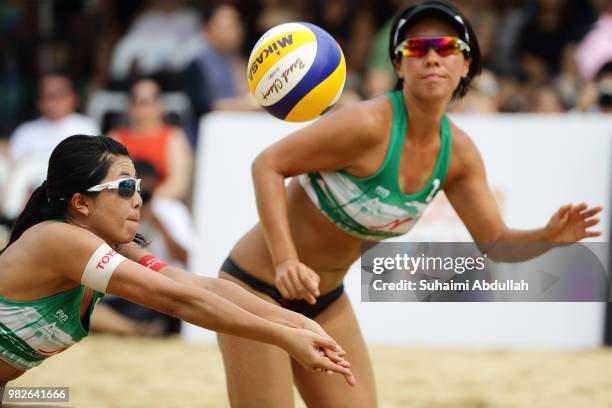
(556, 204, 571, 218)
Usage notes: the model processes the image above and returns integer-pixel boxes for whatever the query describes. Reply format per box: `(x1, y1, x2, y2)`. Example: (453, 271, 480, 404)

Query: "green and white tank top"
(0, 285, 104, 371)
(0, 220, 105, 371)
(298, 90, 452, 241)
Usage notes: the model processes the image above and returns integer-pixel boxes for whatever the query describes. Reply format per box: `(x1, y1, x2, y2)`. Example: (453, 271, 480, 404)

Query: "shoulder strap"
(382, 90, 407, 190)
(435, 114, 453, 183)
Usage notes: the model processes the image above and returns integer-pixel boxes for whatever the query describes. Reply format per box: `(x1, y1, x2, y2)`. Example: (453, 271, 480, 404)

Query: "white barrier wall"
(184, 112, 612, 349)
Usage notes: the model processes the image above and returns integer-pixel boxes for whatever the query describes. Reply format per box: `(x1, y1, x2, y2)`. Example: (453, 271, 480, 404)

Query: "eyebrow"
(118, 171, 133, 177)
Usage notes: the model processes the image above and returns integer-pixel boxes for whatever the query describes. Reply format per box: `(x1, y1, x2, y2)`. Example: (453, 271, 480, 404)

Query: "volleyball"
(247, 22, 346, 122)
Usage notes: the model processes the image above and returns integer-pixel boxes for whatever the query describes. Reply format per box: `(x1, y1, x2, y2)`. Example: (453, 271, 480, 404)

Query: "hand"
(545, 203, 603, 243)
(301, 318, 356, 385)
(280, 327, 356, 386)
(274, 258, 320, 304)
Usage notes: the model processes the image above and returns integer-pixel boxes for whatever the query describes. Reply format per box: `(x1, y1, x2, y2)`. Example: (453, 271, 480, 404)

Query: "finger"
(556, 205, 571, 221)
(304, 293, 317, 305)
(581, 207, 603, 218)
(560, 211, 569, 223)
(574, 202, 588, 212)
(305, 271, 321, 298)
(314, 356, 354, 378)
(275, 279, 290, 299)
(323, 349, 350, 365)
(344, 373, 357, 386)
(313, 336, 341, 353)
(298, 268, 320, 301)
(584, 218, 600, 228)
(290, 274, 315, 304)
(288, 271, 307, 299)
(584, 231, 602, 238)
(557, 204, 572, 215)
(282, 274, 299, 299)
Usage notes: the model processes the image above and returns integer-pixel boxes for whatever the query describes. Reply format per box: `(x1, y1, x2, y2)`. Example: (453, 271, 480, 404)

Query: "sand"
(6, 336, 612, 408)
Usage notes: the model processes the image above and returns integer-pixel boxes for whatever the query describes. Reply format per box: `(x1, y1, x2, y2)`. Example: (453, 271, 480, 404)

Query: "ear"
(70, 193, 92, 217)
(462, 57, 471, 78)
(393, 56, 403, 79)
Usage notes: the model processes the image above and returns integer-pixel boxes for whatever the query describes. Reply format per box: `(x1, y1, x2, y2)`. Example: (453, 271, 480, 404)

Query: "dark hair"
(388, 0, 481, 100)
(595, 61, 612, 81)
(202, 2, 240, 24)
(134, 160, 159, 205)
(134, 160, 159, 179)
(38, 70, 75, 94)
(128, 77, 161, 101)
(4, 135, 135, 249)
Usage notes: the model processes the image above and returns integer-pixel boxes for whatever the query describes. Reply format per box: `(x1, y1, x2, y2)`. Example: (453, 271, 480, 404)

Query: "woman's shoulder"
(22, 221, 104, 253)
(446, 118, 485, 171)
(327, 94, 393, 135)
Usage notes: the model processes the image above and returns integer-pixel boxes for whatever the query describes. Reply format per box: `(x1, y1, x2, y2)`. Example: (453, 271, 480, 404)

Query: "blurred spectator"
(454, 0, 499, 67)
(182, 2, 256, 124)
(255, 0, 303, 34)
(527, 84, 566, 112)
(312, 0, 375, 78)
(450, 69, 500, 113)
(0, 1, 38, 137)
(91, 159, 195, 337)
(8, 72, 99, 164)
(108, 0, 203, 89)
(576, 61, 612, 112)
(362, 18, 395, 99)
(515, 0, 574, 85)
(574, 0, 612, 81)
(490, 0, 525, 76)
(109, 78, 193, 201)
(136, 160, 194, 266)
(595, 61, 612, 113)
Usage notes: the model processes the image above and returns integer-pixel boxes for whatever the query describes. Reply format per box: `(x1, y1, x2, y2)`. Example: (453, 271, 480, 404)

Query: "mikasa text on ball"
(247, 22, 346, 122)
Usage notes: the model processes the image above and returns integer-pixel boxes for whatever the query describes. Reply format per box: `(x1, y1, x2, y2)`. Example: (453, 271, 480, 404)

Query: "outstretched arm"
(47, 226, 354, 382)
(117, 244, 355, 383)
(118, 244, 309, 329)
(444, 132, 602, 262)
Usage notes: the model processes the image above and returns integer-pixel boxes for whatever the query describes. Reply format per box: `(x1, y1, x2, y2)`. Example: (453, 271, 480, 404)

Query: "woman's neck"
(131, 119, 163, 134)
(403, 89, 448, 142)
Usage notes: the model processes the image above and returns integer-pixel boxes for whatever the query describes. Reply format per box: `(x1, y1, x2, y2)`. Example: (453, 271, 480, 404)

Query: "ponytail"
(5, 181, 68, 249)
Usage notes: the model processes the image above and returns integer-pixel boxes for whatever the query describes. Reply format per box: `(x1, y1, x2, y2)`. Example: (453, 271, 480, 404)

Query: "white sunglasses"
(86, 178, 142, 198)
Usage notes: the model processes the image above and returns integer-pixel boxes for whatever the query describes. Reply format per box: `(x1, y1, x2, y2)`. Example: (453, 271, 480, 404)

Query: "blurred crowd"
(1, 0, 612, 275)
(0, 0, 610, 338)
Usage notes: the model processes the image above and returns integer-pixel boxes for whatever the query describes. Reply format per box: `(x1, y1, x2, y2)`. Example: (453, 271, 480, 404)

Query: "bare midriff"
(230, 177, 363, 295)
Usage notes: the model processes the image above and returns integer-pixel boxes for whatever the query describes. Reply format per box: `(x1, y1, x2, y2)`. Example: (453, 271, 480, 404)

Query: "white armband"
(81, 243, 127, 293)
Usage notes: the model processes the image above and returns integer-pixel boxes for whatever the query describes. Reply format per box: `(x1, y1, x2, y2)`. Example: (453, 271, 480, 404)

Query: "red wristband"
(138, 255, 169, 272)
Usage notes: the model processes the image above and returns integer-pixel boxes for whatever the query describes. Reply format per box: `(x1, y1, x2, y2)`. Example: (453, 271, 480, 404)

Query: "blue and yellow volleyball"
(247, 22, 346, 122)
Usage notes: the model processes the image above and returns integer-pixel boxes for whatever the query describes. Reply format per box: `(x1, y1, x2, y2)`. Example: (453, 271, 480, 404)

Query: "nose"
(424, 47, 441, 66)
(133, 192, 142, 210)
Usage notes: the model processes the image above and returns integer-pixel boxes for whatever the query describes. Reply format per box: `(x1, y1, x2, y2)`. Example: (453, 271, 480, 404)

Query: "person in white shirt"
(3, 72, 100, 221)
(9, 72, 99, 164)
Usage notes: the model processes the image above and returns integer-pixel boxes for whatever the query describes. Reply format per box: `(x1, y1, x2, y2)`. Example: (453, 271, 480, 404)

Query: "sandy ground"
(5, 335, 612, 408)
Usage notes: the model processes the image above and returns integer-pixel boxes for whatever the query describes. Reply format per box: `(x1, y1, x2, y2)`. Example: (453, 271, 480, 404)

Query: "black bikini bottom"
(221, 256, 344, 319)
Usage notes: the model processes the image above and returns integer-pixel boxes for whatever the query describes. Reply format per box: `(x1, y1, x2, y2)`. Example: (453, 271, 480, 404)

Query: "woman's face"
(129, 80, 164, 125)
(395, 18, 470, 103)
(80, 156, 142, 244)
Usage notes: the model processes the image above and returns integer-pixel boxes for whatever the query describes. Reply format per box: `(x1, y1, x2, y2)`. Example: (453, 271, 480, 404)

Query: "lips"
(422, 73, 445, 80)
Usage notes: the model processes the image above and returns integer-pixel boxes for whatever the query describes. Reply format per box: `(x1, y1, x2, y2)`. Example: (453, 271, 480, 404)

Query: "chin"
(116, 229, 138, 244)
(417, 91, 450, 103)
